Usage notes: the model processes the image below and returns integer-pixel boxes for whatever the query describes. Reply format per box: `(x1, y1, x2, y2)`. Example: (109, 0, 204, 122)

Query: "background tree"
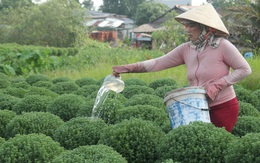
(0, 0, 88, 47)
(82, 0, 94, 10)
(135, 1, 169, 25)
(0, 0, 33, 10)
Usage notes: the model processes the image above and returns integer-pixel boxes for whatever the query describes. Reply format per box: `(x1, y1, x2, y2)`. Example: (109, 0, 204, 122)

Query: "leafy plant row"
(0, 73, 260, 162)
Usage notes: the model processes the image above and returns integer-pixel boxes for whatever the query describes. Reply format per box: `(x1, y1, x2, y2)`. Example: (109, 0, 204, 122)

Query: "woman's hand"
(205, 78, 230, 100)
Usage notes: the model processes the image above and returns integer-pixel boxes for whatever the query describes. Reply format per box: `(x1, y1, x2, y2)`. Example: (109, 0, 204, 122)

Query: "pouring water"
(91, 75, 124, 119)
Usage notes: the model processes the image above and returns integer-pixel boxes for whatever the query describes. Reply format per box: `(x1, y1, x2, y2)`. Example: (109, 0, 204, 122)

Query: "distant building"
(155, 0, 208, 8)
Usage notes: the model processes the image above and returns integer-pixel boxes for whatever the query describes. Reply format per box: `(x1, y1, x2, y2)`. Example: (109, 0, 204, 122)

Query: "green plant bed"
(0, 93, 21, 111)
(238, 101, 260, 117)
(231, 116, 260, 137)
(0, 110, 16, 138)
(125, 93, 165, 108)
(122, 85, 155, 99)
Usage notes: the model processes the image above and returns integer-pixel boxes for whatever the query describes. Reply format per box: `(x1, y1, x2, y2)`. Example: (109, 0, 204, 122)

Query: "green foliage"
(225, 133, 260, 163)
(13, 95, 53, 114)
(157, 122, 236, 163)
(125, 93, 164, 108)
(32, 80, 53, 88)
(0, 78, 11, 89)
(231, 116, 260, 137)
(115, 105, 168, 127)
(98, 118, 165, 162)
(0, 110, 16, 138)
(76, 98, 95, 117)
(0, 93, 21, 111)
(0, 133, 64, 163)
(135, 2, 170, 25)
(6, 112, 64, 138)
(122, 85, 155, 99)
(47, 94, 87, 121)
(75, 77, 98, 87)
(238, 101, 260, 117)
(54, 117, 107, 150)
(149, 78, 178, 90)
(252, 89, 260, 111)
(235, 86, 259, 108)
(124, 78, 147, 86)
(0, 137, 5, 147)
(52, 144, 127, 163)
(25, 74, 51, 85)
(50, 81, 80, 95)
(154, 85, 179, 98)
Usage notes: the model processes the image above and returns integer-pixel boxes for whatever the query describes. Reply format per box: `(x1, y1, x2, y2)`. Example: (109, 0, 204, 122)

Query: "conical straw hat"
(175, 3, 229, 36)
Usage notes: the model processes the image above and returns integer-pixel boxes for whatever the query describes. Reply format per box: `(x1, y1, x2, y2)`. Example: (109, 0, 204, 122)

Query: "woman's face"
(184, 22, 201, 42)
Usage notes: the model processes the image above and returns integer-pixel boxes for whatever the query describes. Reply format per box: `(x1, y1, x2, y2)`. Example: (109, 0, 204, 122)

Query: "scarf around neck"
(190, 26, 221, 52)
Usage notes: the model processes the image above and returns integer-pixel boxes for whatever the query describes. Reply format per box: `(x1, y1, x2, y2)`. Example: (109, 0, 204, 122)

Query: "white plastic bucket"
(164, 86, 210, 129)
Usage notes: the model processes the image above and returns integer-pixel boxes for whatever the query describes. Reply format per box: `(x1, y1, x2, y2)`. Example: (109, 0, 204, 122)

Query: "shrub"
(125, 93, 164, 108)
(76, 98, 95, 117)
(0, 133, 64, 162)
(122, 85, 155, 99)
(98, 118, 165, 162)
(157, 122, 236, 163)
(0, 93, 21, 111)
(154, 85, 179, 98)
(225, 133, 260, 163)
(52, 77, 72, 84)
(231, 116, 260, 137)
(148, 78, 178, 90)
(50, 81, 80, 95)
(74, 85, 100, 98)
(6, 112, 64, 138)
(235, 87, 259, 108)
(1, 87, 28, 98)
(115, 105, 168, 127)
(0, 110, 16, 138)
(32, 80, 53, 88)
(25, 74, 51, 85)
(0, 137, 4, 146)
(26, 86, 59, 98)
(75, 77, 98, 87)
(124, 78, 147, 86)
(54, 117, 107, 150)
(252, 89, 260, 111)
(52, 144, 127, 163)
(13, 95, 53, 114)
(238, 101, 260, 117)
(47, 94, 86, 121)
(11, 80, 31, 89)
(0, 78, 11, 89)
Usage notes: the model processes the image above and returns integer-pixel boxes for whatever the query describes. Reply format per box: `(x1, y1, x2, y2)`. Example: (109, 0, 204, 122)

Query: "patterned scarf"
(190, 25, 221, 52)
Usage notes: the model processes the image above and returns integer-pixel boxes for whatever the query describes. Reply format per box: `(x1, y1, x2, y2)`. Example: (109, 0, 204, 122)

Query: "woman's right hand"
(112, 71, 120, 77)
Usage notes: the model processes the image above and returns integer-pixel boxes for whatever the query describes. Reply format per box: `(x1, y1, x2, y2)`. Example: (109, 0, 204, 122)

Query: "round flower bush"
(25, 74, 51, 85)
(76, 98, 95, 117)
(252, 89, 260, 111)
(122, 85, 155, 99)
(54, 117, 107, 150)
(6, 112, 64, 138)
(0, 137, 5, 146)
(238, 101, 260, 117)
(0, 110, 16, 138)
(224, 133, 260, 163)
(52, 76, 72, 84)
(148, 78, 178, 90)
(154, 85, 179, 98)
(98, 118, 165, 162)
(52, 144, 127, 163)
(235, 86, 259, 108)
(26, 86, 59, 98)
(157, 122, 236, 163)
(47, 94, 87, 121)
(74, 84, 100, 98)
(0, 133, 64, 162)
(75, 77, 98, 87)
(50, 81, 80, 95)
(13, 95, 53, 114)
(231, 116, 260, 137)
(32, 80, 53, 88)
(115, 104, 168, 127)
(123, 78, 147, 86)
(1, 87, 28, 98)
(0, 78, 11, 89)
(0, 93, 21, 110)
(125, 93, 165, 108)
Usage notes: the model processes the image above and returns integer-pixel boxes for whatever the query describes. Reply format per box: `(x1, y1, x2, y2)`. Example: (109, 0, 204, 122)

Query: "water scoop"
(102, 74, 125, 93)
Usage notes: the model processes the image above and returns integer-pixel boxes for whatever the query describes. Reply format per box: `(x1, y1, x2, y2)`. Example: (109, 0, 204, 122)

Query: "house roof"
(133, 23, 165, 33)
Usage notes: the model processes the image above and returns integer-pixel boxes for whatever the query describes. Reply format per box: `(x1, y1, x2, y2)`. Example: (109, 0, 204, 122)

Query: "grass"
(42, 44, 260, 91)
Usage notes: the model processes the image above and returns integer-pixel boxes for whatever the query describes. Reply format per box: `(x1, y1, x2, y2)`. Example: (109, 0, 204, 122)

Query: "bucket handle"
(171, 98, 210, 111)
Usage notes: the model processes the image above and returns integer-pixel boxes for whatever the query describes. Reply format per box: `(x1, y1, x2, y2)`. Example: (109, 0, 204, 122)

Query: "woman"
(112, 4, 251, 132)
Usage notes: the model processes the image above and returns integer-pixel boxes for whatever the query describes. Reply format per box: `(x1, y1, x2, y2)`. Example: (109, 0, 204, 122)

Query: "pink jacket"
(113, 38, 252, 107)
